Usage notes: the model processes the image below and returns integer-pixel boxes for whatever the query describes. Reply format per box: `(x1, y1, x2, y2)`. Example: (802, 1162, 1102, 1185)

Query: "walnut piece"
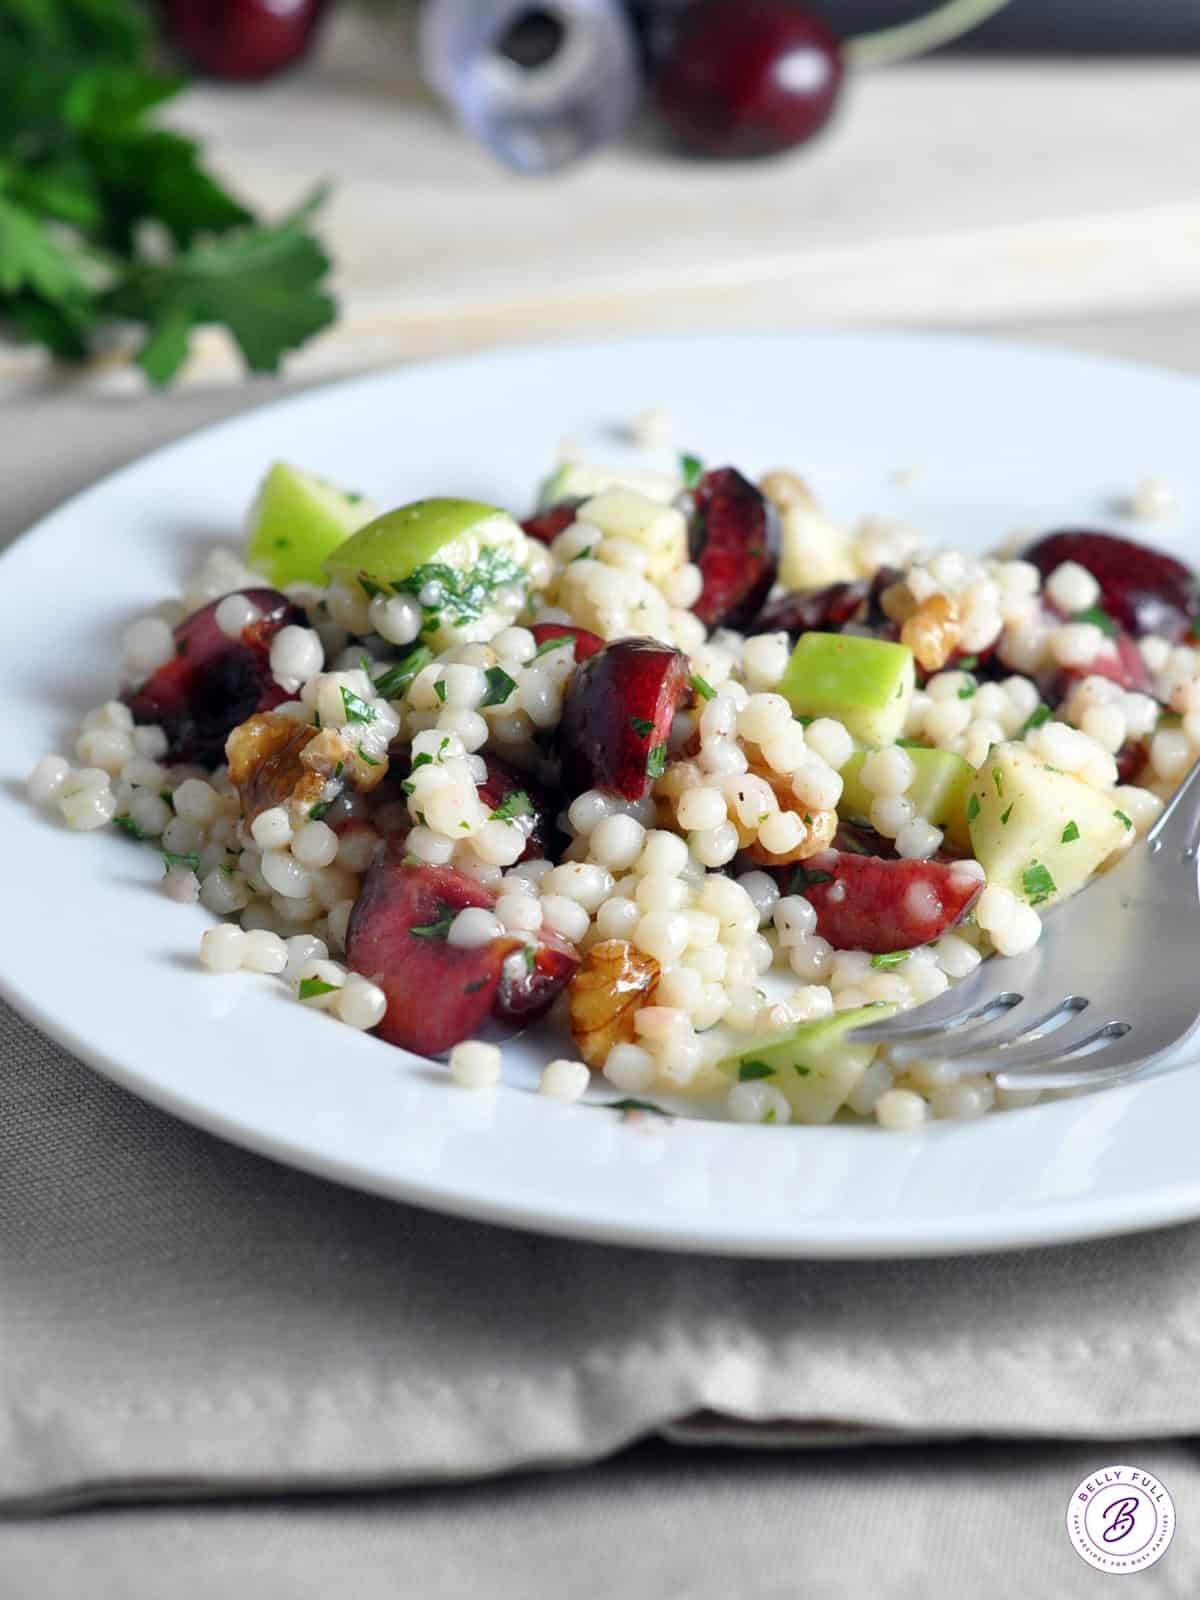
(759, 469, 817, 513)
(901, 593, 961, 673)
(225, 711, 389, 827)
(569, 939, 660, 1069)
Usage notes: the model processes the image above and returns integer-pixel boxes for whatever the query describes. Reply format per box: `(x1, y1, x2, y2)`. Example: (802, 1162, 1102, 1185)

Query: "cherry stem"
(845, 0, 1013, 69)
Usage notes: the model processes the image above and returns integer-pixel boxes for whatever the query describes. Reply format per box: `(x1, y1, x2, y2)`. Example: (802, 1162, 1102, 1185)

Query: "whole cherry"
(157, 0, 329, 81)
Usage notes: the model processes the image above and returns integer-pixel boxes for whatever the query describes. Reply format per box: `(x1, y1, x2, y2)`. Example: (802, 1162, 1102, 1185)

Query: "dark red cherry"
(654, 0, 844, 160)
(157, 0, 328, 80)
(1024, 529, 1200, 643)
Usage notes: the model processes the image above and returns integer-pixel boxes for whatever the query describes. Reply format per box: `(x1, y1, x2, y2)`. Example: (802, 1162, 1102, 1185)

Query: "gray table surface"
(6, 310, 1200, 1598)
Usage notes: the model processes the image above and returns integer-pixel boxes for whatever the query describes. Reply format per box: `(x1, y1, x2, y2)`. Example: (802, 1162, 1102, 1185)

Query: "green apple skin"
(245, 463, 377, 588)
(538, 462, 680, 508)
(841, 745, 975, 850)
(324, 498, 523, 591)
(967, 741, 1132, 908)
(717, 1004, 895, 1123)
(778, 632, 915, 746)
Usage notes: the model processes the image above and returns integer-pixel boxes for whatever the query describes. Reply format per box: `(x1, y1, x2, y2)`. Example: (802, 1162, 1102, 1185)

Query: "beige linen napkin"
(4, 997, 1200, 1514)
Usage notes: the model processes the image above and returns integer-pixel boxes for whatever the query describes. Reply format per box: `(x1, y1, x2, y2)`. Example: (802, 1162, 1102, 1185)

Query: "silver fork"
(849, 760, 1200, 1092)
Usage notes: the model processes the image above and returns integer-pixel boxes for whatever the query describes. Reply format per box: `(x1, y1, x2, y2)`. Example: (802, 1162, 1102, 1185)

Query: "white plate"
(4, 330, 1200, 1258)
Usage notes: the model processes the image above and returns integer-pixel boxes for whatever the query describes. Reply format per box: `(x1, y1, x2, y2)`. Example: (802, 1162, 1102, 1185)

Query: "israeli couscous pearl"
(447, 907, 502, 948)
(539, 1058, 591, 1102)
(874, 1087, 927, 1131)
(200, 924, 246, 973)
(123, 617, 175, 678)
(334, 974, 387, 1030)
(284, 934, 328, 981)
(162, 864, 200, 902)
(727, 1081, 791, 1124)
(28, 754, 70, 807)
(60, 785, 118, 831)
(241, 929, 288, 974)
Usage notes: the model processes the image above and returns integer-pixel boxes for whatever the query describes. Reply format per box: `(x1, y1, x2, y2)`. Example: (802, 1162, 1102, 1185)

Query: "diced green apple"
(717, 1004, 895, 1123)
(778, 503, 858, 589)
(538, 461, 680, 508)
(967, 741, 1132, 908)
(840, 745, 975, 850)
(779, 632, 915, 746)
(577, 487, 687, 582)
(325, 498, 523, 592)
(244, 463, 377, 587)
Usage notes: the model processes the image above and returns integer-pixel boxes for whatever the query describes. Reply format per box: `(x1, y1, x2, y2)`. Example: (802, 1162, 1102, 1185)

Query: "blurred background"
(4, 0, 1200, 392)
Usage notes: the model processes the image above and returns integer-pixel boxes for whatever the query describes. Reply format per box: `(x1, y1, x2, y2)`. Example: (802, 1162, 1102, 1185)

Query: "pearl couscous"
(29, 447, 1192, 1131)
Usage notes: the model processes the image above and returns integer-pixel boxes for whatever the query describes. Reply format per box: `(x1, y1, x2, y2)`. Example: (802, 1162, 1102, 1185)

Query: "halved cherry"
(125, 588, 305, 767)
(345, 851, 578, 1056)
(529, 621, 605, 661)
(774, 851, 983, 952)
(754, 578, 869, 640)
(558, 637, 690, 800)
(1037, 624, 1150, 707)
(521, 501, 582, 545)
(1025, 529, 1200, 643)
(689, 467, 780, 630)
(477, 754, 560, 861)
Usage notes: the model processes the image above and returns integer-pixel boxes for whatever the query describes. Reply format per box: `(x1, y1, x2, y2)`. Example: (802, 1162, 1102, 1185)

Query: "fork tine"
(1147, 754, 1200, 859)
(888, 994, 1074, 1064)
(947, 1011, 1124, 1075)
(847, 963, 1011, 1043)
(995, 1017, 1200, 1090)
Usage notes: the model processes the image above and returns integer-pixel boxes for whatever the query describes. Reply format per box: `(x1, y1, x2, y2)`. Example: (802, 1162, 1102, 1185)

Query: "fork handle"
(1147, 755, 1200, 861)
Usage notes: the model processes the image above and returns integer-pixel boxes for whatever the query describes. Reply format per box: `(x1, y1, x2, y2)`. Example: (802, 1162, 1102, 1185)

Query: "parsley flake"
(161, 849, 199, 872)
(630, 716, 654, 737)
(738, 1060, 775, 1081)
(533, 632, 575, 658)
(1114, 809, 1133, 828)
(490, 789, 531, 822)
(1000, 802, 1014, 825)
(957, 676, 978, 700)
(298, 976, 338, 1000)
(690, 673, 716, 702)
(1021, 861, 1056, 904)
(679, 451, 704, 487)
(433, 678, 447, 704)
(967, 793, 981, 823)
(1021, 704, 1051, 735)
(112, 814, 150, 841)
(645, 741, 668, 779)
(409, 900, 457, 940)
(870, 950, 910, 969)
(481, 666, 517, 708)
(373, 644, 434, 699)
(1073, 604, 1118, 638)
(992, 768, 1004, 797)
(340, 686, 377, 724)
(1061, 820, 1080, 843)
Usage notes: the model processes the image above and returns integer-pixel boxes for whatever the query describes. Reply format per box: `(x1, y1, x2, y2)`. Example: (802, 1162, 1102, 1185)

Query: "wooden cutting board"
(7, 13, 1200, 387)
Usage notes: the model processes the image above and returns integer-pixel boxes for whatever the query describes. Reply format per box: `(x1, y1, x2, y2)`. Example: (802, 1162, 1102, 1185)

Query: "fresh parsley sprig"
(0, 0, 336, 385)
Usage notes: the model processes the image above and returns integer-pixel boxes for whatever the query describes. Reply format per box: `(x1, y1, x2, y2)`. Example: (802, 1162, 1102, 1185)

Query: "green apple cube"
(778, 504, 857, 589)
(244, 463, 377, 588)
(324, 498, 531, 648)
(779, 632, 915, 746)
(578, 487, 686, 581)
(538, 461, 680, 508)
(840, 745, 975, 850)
(717, 1004, 895, 1124)
(967, 741, 1132, 908)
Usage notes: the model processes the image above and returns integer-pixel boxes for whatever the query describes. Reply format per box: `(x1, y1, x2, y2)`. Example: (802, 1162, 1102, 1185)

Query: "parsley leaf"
(690, 673, 715, 701)
(738, 1060, 775, 1081)
(1114, 809, 1133, 829)
(1061, 819, 1080, 843)
(1000, 802, 1014, 825)
(967, 793, 981, 823)
(409, 901, 457, 940)
(490, 789, 531, 822)
(1021, 861, 1056, 904)
(373, 644, 433, 700)
(297, 976, 338, 1000)
(393, 547, 527, 626)
(1021, 703, 1051, 735)
(340, 686, 377, 724)
(533, 632, 574, 658)
(630, 716, 654, 737)
(161, 848, 199, 872)
(481, 666, 517, 708)
(679, 451, 704, 488)
(433, 678, 447, 703)
(1073, 604, 1118, 638)
(870, 950, 910, 969)
(112, 813, 150, 840)
(645, 741, 668, 779)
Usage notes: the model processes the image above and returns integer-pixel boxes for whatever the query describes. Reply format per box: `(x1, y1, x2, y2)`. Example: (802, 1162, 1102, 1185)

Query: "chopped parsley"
(533, 632, 575, 658)
(569, 546, 594, 563)
(1000, 802, 1014, 825)
(630, 716, 654, 737)
(1114, 809, 1133, 829)
(1021, 861, 1056, 905)
(523, 944, 536, 973)
(1061, 820, 1080, 843)
(409, 900, 457, 940)
(604, 1098, 672, 1118)
(112, 814, 151, 841)
(411, 752, 433, 772)
(464, 977, 488, 994)
(763, 1106, 777, 1123)
(360, 751, 381, 767)
(298, 976, 338, 1000)
(341, 686, 377, 724)
(789, 863, 833, 891)
(481, 666, 517, 708)
(308, 800, 332, 821)
(433, 678, 447, 703)
(957, 676, 978, 700)
(794, 715, 814, 727)
(161, 849, 199, 872)
(870, 950, 910, 969)
(793, 1064, 812, 1077)
(738, 1060, 775, 1081)
(490, 789, 531, 822)
(957, 654, 979, 670)
(1072, 604, 1118, 638)
(679, 451, 704, 487)
(690, 673, 716, 702)
(645, 741, 668, 779)
(967, 793, 981, 823)
(1021, 703, 1051, 735)
(373, 644, 434, 699)
(392, 547, 527, 626)
(992, 767, 1004, 797)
